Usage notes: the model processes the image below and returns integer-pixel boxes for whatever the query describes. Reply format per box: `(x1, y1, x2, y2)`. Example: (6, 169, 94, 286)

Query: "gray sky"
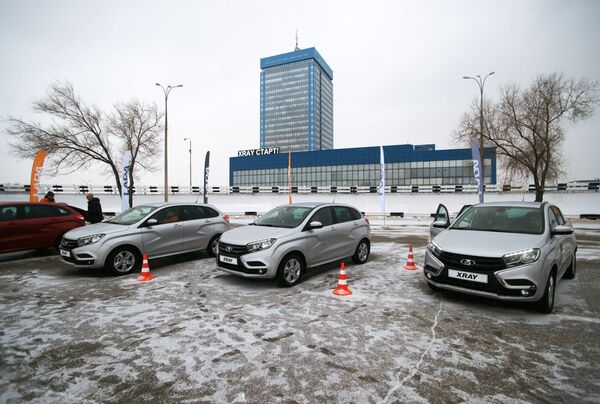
(1, 0, 599, 186)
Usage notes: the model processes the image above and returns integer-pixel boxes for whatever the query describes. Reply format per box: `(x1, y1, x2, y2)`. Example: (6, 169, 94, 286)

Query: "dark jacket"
(87, 197, 104, 224)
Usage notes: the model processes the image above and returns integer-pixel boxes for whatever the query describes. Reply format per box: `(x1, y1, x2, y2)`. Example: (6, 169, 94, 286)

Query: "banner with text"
(470, 140, 484, 204)
(29, 150, 47, 202)
(203, 151, 210, 203)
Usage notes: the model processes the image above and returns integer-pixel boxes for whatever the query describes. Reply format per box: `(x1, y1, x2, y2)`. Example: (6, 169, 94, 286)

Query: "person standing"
(40, 191, 55, 203)
(86, 193, 104, 224)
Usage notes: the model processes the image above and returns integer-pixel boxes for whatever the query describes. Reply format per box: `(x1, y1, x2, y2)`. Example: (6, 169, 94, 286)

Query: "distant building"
(230, 144, 496, 187)
(260, 47, 333, 152)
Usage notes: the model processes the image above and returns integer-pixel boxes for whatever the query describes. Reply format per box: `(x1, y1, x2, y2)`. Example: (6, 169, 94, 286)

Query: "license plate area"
(60, 249, 71, 258)
(220, 255, 237, 265)
(448, 269, 488, 284)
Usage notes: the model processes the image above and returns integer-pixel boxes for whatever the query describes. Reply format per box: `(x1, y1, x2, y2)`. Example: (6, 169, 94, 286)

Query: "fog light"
(426, 273, 432, 279)
(521, 290, 530, 296)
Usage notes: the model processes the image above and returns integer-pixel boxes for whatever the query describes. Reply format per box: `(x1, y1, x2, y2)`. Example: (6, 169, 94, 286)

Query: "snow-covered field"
(1, 191, 599, 216)
(1, 220, 600, 402)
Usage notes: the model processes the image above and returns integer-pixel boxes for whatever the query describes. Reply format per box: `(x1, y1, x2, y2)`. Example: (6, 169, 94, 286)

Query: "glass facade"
(260, 48, 333, 152)
(230, 144, 497, 187)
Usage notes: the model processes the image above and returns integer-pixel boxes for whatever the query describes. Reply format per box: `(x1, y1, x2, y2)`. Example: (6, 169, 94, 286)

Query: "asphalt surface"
(1, 221, 599, 403)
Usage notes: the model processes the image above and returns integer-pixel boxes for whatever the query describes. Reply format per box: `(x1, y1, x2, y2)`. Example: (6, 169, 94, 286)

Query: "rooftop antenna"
(294, 29, 300, 51)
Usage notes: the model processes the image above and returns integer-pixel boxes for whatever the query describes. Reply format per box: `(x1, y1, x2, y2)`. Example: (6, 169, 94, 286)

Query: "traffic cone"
(403, 245, 418, 270)
(138, 253, 155, 281)
(333, 262, 352, 296)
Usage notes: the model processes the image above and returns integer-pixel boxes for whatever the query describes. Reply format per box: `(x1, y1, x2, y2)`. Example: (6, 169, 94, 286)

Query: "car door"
(547, 207, 567, 276)
(0, 205, 22, 252)
(332, 206, 358, 259)
(549, 206, 570, 276)
(141, 206, 185, 257)
(430, 203, 450, 239)
(303, 206, 336, 266)
(21, 204, 64, 248)
(181, 205, 215, 252)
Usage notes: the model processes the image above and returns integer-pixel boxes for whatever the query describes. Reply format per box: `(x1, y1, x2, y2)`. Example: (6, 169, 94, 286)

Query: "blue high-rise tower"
(260, 47, 333, 152)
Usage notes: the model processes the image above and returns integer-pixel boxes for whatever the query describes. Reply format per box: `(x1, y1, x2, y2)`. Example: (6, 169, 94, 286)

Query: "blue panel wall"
(261, 47, 333, 80)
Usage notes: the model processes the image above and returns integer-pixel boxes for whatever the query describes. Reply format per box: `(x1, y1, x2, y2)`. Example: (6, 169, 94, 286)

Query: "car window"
(349, 208, 362, 220)
(548, 208, 559, 230)
(310, 207, 334, 227)
(551, 206, 565, 225)
(333, 207, 353, 224)
(0, 206, 18, 221)
(203, 207, 220, 218)
(451, 206, 544, 235)
(182, 205, 206, 220)
(23, 205, 59, 219)
(150, 207, 182, 225)
(255, 206, 314, 228)
(108, 206, 157, 225)
(57, 207, 72, 216)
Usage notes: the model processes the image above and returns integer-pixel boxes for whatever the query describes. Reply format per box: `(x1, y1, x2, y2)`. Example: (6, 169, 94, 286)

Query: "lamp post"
(183, 137, 192, 189)
(462, 72, 494, 180)
(155, 82, 183, 202)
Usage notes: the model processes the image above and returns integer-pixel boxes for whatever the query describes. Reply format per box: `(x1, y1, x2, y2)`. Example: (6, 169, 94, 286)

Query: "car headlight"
(503, 248, 540, 267)
(247, 238, 276, 252)
(427, 240, 442, 257)
(77, 234, 105, 246)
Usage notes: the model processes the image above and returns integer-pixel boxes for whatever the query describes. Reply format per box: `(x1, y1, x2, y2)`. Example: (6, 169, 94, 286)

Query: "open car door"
(430, 203, 450, 239)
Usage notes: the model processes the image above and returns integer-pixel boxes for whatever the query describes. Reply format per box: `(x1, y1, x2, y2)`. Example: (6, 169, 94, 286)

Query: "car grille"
(438, 251, 506, 271)
(60, 238, 79, 250)
(218, 242, 248, 256)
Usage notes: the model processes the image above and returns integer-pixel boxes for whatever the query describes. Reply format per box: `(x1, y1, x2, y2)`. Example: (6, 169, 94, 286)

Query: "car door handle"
(205, 220, 212, 223)
(353, 222, 359, 227)
(330, 227, 336, 231)
(174, 223, 182, 228)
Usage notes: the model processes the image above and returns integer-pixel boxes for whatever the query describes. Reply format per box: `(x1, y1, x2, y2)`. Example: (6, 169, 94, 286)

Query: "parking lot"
(1, 218, 600, 403)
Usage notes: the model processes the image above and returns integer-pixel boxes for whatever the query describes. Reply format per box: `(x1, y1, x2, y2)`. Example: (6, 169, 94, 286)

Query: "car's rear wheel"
(352, 239, 370, 264)
(276, 254, 304, 287)
(536, 271, 555, 313)
(106, 246, 141, 276)
(207, 235, 220, 257)
(564, 252, 576, 279)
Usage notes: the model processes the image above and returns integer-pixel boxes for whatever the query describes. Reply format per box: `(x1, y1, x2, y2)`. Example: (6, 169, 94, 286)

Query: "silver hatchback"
(60, 202, 230, 275)
(425, 202, 577, 313)
(217, 203, 371, 286)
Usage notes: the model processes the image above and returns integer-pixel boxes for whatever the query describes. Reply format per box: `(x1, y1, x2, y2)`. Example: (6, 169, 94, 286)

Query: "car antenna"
(332, 192, 337, 203)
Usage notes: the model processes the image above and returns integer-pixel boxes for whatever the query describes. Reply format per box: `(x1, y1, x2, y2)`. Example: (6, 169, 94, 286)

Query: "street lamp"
(462, 72, 494, 182)
(183, 137, 192, 189)
(155, 82, 183, 202)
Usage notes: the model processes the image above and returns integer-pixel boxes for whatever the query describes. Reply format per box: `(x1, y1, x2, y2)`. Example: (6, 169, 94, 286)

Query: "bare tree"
(5, 81, 162, 205)
(108, 101, 163, 207)
(455, 73, 599, 201)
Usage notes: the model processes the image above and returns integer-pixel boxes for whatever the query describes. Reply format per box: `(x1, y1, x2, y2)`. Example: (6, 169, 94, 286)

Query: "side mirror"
(552, 224, 573, 236)
(146, 218, 158, 227)
(309, 221, 323, 230)
(432, 220, 449, 229)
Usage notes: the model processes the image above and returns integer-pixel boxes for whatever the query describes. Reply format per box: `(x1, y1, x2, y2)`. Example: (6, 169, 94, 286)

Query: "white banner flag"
(379, 146, 385, 214)
(120, 150, 132, 212)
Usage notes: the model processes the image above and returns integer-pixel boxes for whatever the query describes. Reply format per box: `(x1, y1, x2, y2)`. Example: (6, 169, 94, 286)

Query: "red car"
(0, 202, 85, 253)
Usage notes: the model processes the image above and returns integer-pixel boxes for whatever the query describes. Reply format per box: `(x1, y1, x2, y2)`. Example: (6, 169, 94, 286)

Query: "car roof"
(473, 201, 545, 208)
(0, 201, 70, 206)
(136, 202, 215, 208)
(287, 202, 358, 209)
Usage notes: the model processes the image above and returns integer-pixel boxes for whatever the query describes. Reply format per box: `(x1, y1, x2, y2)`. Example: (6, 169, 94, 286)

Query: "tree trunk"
(110, 163, 122, 197)
(535, 188, 544, 202)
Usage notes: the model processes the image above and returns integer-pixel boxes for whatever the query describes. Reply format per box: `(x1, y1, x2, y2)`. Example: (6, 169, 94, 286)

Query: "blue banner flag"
(470, 140, 484, 203)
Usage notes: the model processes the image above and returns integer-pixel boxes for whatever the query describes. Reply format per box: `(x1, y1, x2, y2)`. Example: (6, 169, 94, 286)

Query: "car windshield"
(107, 206, 158, 225)
(255, 206, 314, 228)
(451, 206, 544, 235)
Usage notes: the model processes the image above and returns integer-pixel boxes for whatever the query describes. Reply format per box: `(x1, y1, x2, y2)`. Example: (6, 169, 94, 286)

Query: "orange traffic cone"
(403, 245, 418, 270)
(138, 253, 155, 281)
(333, 262, 352, 296)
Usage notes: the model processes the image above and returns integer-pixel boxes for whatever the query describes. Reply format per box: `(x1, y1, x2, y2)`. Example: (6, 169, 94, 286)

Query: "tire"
(207, 235, 220, 257)
(536, 271, 556, 314)
(106, 246, 141, 276)
(276, 254, 304, 287)
(53, 235, 65, 252)
(352, 239, 370, 265)
(564, 253, 576, 279)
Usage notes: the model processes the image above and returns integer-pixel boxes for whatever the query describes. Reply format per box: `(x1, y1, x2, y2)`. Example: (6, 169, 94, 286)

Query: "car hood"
(434, 229, 544, 257)
(63, 222, 132, 239)
(220, 225, 296, 245)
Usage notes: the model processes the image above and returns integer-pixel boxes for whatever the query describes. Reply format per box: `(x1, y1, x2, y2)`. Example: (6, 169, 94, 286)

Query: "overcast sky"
(1, 0, 599, 187)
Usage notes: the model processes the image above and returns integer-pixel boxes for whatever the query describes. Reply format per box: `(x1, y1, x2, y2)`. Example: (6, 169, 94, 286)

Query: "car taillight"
(365, 217, 370, 225)
(223, 215, 230, 223)
(77, 215, 85, 221)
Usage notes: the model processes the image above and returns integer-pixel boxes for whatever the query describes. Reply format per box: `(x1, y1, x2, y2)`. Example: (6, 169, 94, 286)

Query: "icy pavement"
(1, 225, 600, 402)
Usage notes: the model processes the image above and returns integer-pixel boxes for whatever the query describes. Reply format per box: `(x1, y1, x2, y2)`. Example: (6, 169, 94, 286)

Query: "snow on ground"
(1, 224, 600, 402)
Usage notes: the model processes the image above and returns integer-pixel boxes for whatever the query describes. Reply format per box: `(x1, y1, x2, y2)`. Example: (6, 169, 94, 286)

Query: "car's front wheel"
(352, 239, 370, 264)
(276, 254, 304, 287)
(106, 246, 141, 276)
(564, 252, 576, 279)
(536, 271, 555, 313)
(207, 235, 220, 257)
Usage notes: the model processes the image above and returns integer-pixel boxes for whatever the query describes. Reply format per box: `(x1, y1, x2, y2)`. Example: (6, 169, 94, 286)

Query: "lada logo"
(225, 246, 232, 252)
(460, 259, 476, 266)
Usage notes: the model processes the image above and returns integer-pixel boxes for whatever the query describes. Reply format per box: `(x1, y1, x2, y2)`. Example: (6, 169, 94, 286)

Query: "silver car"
(425, 202, 577, 313)
(217, 203, 371, 287)
(60, 202, 230, 275)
